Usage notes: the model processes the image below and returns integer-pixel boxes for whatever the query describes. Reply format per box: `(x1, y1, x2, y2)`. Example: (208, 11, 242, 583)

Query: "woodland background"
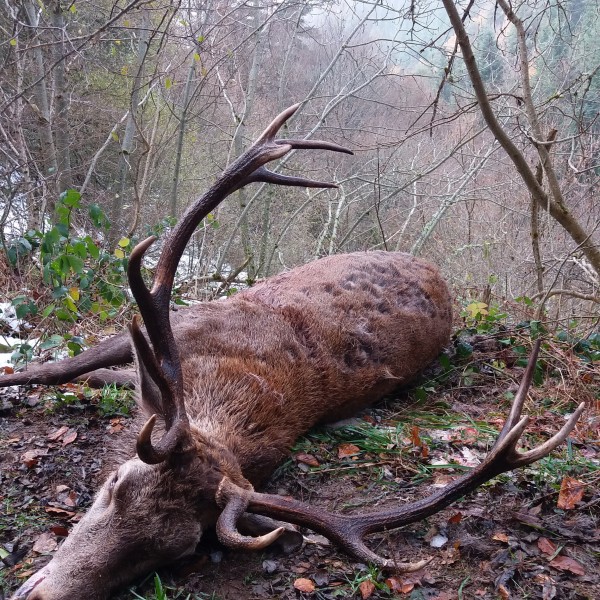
(0, 0, 598, 351)
(1, 2, 599, 599)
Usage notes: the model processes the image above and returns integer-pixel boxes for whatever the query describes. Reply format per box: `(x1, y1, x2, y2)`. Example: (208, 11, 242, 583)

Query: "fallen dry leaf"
(108, 421, 124, 433)
(50, 525, 69, 537)
(32, 532, 58, 554)
(385, 577, 402, 592)
(16, 569, 36, 579)
(448, 512, 462, 524)
(62, 429, 78, 446)
(385, 577, 414, 594)
(337, 443, 360, 459)
(21, 449, 47, 468)
(2, 366, 14, 374)
(295, 453, 320, 467)
(45, 507, 76, 518)
(548, 555, 585, 576)
(61, 490, 79, 507)
(497, 583, 510, 599)
(410, 425, 422, 446)
(537, 537, 558, 556)
(451, 426, 479, 445)
(557, 477, 584, 510)
(359, 580, 376, 599)
(492, 532, 510, 543)
(293, 577, 315, 593)
(47, 426, 69, 441)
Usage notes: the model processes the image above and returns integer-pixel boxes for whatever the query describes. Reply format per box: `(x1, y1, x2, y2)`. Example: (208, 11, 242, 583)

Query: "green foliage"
(96, 384, 134, 417)
(4, 190, 134, 362)
(557, 330, 600, 363)
(129, 573, 207, 600)
(460, 301, 508, 334)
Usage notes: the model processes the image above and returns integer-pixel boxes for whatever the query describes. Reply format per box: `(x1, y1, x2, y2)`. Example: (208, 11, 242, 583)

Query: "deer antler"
(127, 104, 353, 464)
(215, 341, 585, 570)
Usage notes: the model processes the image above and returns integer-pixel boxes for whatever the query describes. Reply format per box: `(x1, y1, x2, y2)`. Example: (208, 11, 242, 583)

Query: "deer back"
(160, 251, 451, 485)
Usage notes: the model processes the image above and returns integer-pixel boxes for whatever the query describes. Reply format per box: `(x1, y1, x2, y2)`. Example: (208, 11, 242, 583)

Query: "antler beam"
(127, 104, 353, 464)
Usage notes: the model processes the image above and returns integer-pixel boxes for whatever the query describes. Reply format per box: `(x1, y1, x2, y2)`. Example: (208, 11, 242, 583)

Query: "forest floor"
(0, 334, 599, 600)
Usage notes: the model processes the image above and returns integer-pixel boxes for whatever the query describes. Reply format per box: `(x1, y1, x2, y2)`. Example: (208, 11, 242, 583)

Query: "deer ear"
(129, 316, 166, 418)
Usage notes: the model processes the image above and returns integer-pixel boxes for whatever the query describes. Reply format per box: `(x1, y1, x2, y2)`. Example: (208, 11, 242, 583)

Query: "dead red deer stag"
(5, 105, 584, 600)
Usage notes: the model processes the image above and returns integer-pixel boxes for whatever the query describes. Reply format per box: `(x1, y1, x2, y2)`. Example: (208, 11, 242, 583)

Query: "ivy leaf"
(40, 335, 65, 351)
(67, 255, 84, 274)
(85, 237, 100, 259)
(60, 189, 81, 208)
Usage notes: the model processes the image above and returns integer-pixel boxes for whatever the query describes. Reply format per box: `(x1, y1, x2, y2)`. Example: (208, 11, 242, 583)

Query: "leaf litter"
(0, 338, 598, 600)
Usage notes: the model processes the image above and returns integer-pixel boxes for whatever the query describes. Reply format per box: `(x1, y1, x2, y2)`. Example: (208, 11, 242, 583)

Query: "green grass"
(129, 574, 220, 600)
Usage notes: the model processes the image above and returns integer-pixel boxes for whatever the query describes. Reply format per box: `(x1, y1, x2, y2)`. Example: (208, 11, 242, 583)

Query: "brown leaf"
(2, 366, 14, 374)
(21, 449, 47, 468)
(32, 532, 58, 554)
(63, 490, 78, 507)
(548, 555, 585, 576)
(497, 584, 510, 599)
(47, 426, 69, 441)
(337, 443, 360, 459)
(62, 429, 78, 446)
(108, 422, 124, 433)
(16, 569, 35, 579)
(492, 532, 509, 543)
(50, 525, 69, 537)
(385, 577, 402, 592)
(537, 537, 558, 556)
(410, 425, 422, 447)
(385, 577, 414, 593)
(557, 477, 584, 510)
(45, 507, 76, 518)
(359, 580, 376, 599)
(293, 578, 315, 593)
(450, 427, 479, 446)
(448, 512, 462, 524)
(295, 453, 320, 467)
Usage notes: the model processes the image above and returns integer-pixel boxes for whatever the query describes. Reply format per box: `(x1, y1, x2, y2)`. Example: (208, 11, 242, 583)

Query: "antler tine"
(235, 166, 340, 192)
(216, 483, 286, 550)
(511, 402, 585, 467)
(213, 345, 584, 570)
(128, 237, 188, 464)
(255, 103, 301, 142)
(147, 103, 352, 309)
(496, 339, 541, 444)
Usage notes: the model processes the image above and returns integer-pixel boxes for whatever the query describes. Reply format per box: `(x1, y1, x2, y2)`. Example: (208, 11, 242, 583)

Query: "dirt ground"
(1, 340, 599, 600)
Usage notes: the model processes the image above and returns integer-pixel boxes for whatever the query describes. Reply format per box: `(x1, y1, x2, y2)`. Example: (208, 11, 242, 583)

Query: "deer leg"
(74, 368, 137, 389)
(0, 333, 133, 387)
